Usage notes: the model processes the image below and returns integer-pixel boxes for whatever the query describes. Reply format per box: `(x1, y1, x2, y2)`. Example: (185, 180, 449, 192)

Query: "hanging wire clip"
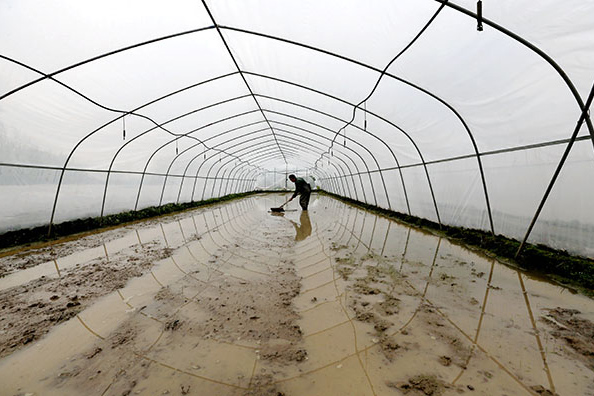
(477, 0, 483, 31)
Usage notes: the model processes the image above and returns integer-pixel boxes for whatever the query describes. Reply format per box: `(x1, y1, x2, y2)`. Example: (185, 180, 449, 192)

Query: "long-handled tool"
(270, 197, 292, 212)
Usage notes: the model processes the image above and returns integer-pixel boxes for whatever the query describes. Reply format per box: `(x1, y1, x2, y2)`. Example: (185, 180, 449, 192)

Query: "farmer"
(287, 174, 311, 210)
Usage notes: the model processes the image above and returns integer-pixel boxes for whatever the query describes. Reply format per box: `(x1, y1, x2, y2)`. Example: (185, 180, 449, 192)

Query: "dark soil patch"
(242, 374, 285, 396)
(541, 307, 594, 370)
(387, 374, 450, 395)
(0, 242, 171, 358)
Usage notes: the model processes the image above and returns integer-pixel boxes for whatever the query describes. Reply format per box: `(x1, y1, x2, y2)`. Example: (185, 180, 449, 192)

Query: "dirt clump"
(387, 374, 449, 395)
(374, 296, 400, 316)
(416, 305, 471, 369)
(438, 355, 452, 366)
(378, 334, 401, 361)
(260, 343, 308, 364)
(164, 319, 182, 331)
(241, 374, 286, 396)
(541, 307, 594, 370)
(530, 384, 560, 396)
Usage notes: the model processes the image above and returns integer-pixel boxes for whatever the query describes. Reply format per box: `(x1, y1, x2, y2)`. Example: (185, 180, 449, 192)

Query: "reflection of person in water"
(289, 210, 312, 241)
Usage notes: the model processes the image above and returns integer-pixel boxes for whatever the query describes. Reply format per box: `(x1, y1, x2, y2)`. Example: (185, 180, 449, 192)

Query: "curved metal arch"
(209, 148, 281, 198)
(131, 109, 267, 213)
(221, 22, 594, 218)
(172, 123, 270, 203)
(158, 126, 270, 205)
(180, 122, 363, 201)
(277, 137, 352, 198)
(228, 159, 331, 198)
(201, 0, 287, 165)
(203, 138, 278, 201)
(273, 128, 362, 199)
(199, 146, 284, 201)
(224, 166, 252, 196)
(191, 140, 279, 201)
(5, 8, 591, 234)
(201, 139, 347, 201)
(2, 55, 260, 230)
(245, 71, 442, 225)
(175, 126, 357, 203)
(273, 129, 357, 199)
(218, 26, 492, 210)
(208, 130, 356, 199)
(267, 118, 376, 205)
(239, 168, 259, 194)
(0, 26, 217, 102)
(255, 93, 410, 213)
(46, 71, 243, 232)
(24, 52, 426, 231)
(216, 169, 228, 197)
(189, 118, 365, 202)
(435, 0, 594, 146)
(264, 110, 388, 207)
(101, 95, 260, 216)
(226, 166, 254, 196)
(213, 147, 345, 198)
(174, 119, 369, 204)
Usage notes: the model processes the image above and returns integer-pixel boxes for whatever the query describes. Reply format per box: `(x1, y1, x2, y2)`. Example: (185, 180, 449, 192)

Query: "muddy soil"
(0, 227, 133, 277)
(2, 196, 594, 396)
(0, 241, 172, 358)
(541, 307, 594, 370)
(387, 374, 454, 395)
(337, 250, 472, 367)
(0, 211, 201, 278)
(56, 251, 303, 395)
(194, 261, 301, 344)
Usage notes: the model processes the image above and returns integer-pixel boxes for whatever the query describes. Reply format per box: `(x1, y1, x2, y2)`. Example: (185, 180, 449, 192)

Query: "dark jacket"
(291, 177, 311, 199)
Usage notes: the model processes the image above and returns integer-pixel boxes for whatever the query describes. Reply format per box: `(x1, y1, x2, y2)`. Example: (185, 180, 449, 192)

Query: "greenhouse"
(1, 1, 593, 395)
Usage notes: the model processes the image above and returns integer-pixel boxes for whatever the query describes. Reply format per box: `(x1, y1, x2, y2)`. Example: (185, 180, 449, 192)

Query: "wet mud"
(541, 307, 594, 370)
(0, 241, 172, 358)
(1, 194, 593, 396)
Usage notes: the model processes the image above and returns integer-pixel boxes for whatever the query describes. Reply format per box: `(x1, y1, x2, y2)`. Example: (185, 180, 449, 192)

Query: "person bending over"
(288, 174, 311, 210)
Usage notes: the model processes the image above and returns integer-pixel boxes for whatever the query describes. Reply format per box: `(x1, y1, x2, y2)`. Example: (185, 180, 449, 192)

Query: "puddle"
(0, 194, 593, 396)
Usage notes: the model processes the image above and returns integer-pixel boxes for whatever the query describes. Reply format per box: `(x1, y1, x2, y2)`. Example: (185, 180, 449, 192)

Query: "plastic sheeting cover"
(0, 0, 593, 257)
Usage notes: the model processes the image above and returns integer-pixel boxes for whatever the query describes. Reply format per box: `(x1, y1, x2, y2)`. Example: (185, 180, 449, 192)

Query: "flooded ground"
(0, 193, 593, 396)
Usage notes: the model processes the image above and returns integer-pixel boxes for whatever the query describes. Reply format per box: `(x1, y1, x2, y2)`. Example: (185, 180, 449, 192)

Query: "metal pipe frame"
(0, 1, 591, 244)
(101, 97, 261, 215)
(215, 130, 357, 200)
(130, 109, 265, 212)
(182, 131, 346, 200)
(207, 132, 354, 200)
(160, 128, 270, 205)
(201, 139, 347, 201)
(516, 82, 594, 256)
(173, 123, 270, 203)
(258, 94, 403, 209)
(188, 122, 363, 200)
(170, 120, 359, 204)
(201, 0, 287, 164)
(175, 119, 372, 204)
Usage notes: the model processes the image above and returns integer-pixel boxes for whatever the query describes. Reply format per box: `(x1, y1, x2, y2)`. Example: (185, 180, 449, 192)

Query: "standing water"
(0, 194, 592, 395)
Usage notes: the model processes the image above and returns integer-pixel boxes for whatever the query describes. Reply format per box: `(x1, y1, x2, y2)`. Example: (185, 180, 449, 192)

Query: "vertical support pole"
(516, 83, 594, 257)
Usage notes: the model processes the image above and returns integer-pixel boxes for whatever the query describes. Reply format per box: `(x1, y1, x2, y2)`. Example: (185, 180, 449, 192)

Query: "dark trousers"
(299, 190, 311, 210)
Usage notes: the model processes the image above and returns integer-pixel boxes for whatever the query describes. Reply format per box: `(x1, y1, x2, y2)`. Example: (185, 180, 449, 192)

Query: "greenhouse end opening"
(1, 1, 593, 395)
